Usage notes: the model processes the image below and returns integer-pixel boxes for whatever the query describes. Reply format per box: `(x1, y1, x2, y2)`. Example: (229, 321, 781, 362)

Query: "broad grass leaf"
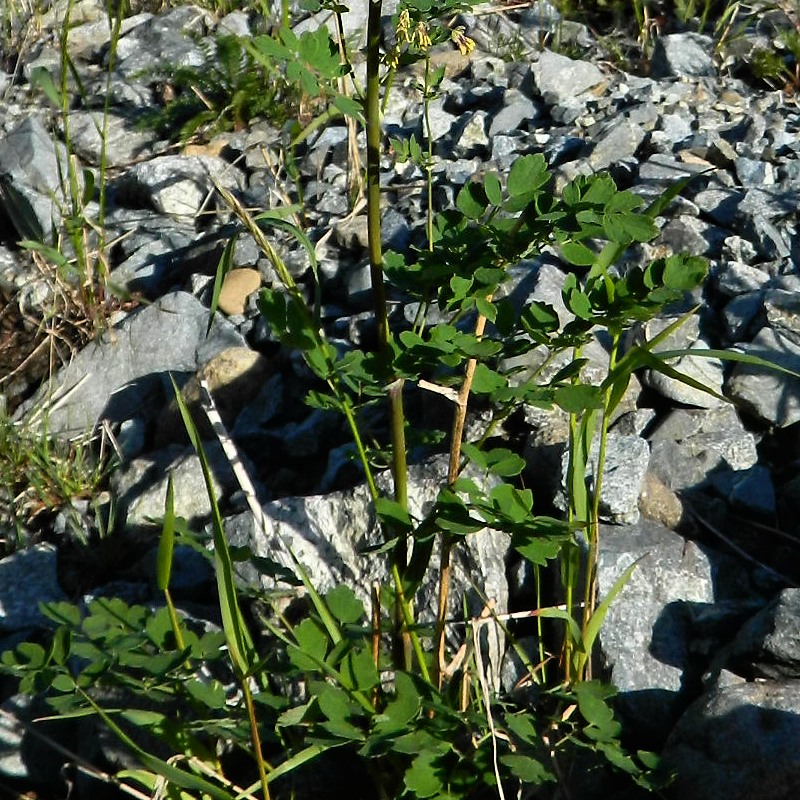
(579, 559, 640, 679)
(156, 472, 176, 591)
(171, 377, 255, 679)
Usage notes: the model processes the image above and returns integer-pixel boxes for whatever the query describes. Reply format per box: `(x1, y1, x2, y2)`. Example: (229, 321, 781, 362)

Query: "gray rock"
(706, 464, 776, 517)
(597, 520, 719, 742)
(693, 187, 744, 226)
(530, 50, 604, 108)
(588, 119, 646, 170)
(487, 90, 539, 138)
(453, 110, 490, 158)
(0, 545, 65, 632)
(727, 326, 800, 427)
(224, 456, 509, 673)
(659, 215, 727, 258)
(557, 433, 650, 525)
(0, 115, 69, 240)
(654, 112, 694, 148)
(738, 187, 800, 221)
(67, 109, 160, 167)
(113, 441, 241, 528)
(18, 291, 245, 437)
(723, 292, 765, 342)
(710, 589, 800, 681)
(662, 680, 800, 800)
(640, 315, 726, 408)
(0, 694, 74, 786)
(113, 5, 211, 78)
(648, 405, 759, 493)
(714, 261, 772, 297)
(113, 155, 244, 219)
(764, 288, 800, 339)
(736, 156, 775, 188)
(650, 33, 716, 78)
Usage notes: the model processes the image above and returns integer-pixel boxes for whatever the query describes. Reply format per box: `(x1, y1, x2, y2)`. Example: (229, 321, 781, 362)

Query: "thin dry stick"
(472, 604, 507, 800)
(197, 378, 296, 580)
(434, 303, 492, 685)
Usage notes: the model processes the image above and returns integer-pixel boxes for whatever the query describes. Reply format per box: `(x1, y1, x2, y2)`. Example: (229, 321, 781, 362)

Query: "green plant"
(0, 407, 115, 550)
(5, 1, 798, 798)
(143, 33, 302, 143)
(17, 0, 130, 335)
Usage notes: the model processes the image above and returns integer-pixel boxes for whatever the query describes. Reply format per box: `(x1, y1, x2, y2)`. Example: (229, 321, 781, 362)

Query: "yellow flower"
(384, 48, 400, 70)
(396, 9, 411, 44)
(415, 21, 432, 50)
(451, 26, 475, 56)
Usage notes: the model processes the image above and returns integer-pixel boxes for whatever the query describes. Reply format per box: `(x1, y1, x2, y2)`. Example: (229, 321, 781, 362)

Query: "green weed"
(1, 1, 796, 799)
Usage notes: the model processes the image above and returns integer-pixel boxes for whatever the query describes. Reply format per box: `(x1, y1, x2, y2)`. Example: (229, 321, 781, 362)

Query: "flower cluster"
(384, 8, 475, 68)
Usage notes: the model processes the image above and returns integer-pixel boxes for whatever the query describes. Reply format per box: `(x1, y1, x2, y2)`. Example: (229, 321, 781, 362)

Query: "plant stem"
(422, 52, 434, 251)
(366, 0, 389, 351)
(433, 305, 490, 687)
(580, 332, 621, 677)
(242, 679, 272, 800)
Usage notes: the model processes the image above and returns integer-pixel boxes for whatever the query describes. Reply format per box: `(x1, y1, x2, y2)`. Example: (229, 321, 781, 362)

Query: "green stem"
(366, 0, 414, 673)
(580, 333, 621, 653)
(422, 53, 434, 251)
(366, 0, 389, 351)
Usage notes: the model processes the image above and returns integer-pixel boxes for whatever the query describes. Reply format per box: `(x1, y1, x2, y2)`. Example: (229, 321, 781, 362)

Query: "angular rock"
(557, 433, 650, 525)
(224, 456, 509, 673)
(648, 405, 759, 493)
(727, 326, 800, 427)
(641, 315, 725, 408)
(18, 291, 245, 437)
(0, 116, 69, 240)
(710, 588, 800, 681)
(114, 440, 241, 528)
(530, 50, 604, 108)
(0, 545, 65, 632)
(650, 33, 716, 78)
(588, 119, 646, 170)
(114, 155, 244, 219)
(597, 520, 724, 743)
(662, 680, 800, 800)
(67, 109, 160, 167)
